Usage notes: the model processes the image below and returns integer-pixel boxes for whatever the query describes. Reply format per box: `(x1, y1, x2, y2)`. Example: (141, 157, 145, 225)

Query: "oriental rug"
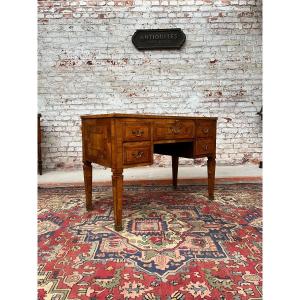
(38, 183, 262, 300)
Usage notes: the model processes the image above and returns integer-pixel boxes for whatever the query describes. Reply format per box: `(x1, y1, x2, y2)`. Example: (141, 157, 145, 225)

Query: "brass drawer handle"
(170, 127, 181, 134)
(202, 144, 209, 151)
(131, 129, 144, 137)
(170, 121, 183, 135)
(132, 151, 144, 159)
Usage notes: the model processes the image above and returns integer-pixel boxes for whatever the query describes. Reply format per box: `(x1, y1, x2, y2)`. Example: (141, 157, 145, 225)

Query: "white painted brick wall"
(38, 0, 262, 170)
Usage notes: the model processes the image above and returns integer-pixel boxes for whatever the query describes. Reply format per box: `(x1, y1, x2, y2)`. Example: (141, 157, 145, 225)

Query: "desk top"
(81, 113, 217, 120)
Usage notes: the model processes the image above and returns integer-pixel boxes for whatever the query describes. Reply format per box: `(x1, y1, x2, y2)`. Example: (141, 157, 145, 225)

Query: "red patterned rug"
(38, 183, 262, 300)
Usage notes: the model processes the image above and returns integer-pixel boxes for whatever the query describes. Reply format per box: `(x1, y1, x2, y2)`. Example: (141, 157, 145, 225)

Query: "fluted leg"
(172, 155, 179, 189)
(207, 156, 216, 200)
(83, 161, 92, 210)
(112, 168, 123, 231)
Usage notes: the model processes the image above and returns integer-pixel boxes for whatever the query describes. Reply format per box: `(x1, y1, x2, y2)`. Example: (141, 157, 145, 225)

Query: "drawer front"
(123, 142, 152, 165)
(195, 139, 215, 156)
(153, 120, 195, 140)
(123, 122, 151, 142)
(196, 120, 216, 138)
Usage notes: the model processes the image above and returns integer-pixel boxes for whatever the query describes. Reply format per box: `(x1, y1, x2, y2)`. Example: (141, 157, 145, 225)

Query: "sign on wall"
(132, 28, 186, 50)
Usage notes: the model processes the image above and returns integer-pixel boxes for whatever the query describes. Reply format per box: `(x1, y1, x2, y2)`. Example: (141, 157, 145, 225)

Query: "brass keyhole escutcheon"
(203, 128, 209, 134)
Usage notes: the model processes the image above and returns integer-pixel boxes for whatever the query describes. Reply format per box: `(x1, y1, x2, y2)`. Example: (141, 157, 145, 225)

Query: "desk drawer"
(123, 142, 152, 166)
(153, 120, 195, 140)
(195, 139, 215, 156)
(123, 122, 151, 142)
(196, 120, 216, 138)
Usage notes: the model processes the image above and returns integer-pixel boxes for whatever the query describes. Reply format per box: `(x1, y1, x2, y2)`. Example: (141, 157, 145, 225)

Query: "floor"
(38, 166, 262, 298)
(38, 164, 262, 186)
(38, 182, 262, 299)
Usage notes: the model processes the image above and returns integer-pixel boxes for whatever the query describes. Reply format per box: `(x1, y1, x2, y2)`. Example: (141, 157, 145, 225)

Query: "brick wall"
(38, 0, 262, 170)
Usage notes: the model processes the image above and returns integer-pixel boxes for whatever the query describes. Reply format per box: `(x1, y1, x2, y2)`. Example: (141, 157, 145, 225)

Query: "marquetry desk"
(81, 113, 217, 231)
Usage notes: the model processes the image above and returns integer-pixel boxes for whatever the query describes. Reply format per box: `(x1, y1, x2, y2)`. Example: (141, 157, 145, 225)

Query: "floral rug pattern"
(38, 183, 262, 299)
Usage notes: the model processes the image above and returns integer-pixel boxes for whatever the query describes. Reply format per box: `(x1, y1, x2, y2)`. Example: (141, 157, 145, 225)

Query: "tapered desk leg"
(172, 155, 179, 189)
(83, 161, 92, 210)
(112, 168, 123, 231)
(207, 156, 216, 200)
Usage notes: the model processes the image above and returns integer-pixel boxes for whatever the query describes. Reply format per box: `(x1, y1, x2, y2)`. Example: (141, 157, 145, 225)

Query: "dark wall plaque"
(132, 28, 186, 50)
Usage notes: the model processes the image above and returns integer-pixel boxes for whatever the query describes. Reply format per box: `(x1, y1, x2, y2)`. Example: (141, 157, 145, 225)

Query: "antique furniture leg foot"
(83, 161, 93, 210)
(112, 168, 123, 231)
(172, 155, 179, 189)
(207, 156, 216, 200)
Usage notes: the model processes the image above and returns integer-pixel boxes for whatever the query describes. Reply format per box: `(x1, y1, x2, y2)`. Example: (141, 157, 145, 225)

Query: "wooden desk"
(81, 113, 217, 231)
